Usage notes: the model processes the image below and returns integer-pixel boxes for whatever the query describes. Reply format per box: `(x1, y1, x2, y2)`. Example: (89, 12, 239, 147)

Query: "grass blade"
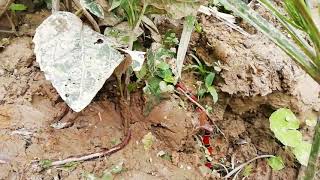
(258, 0, 316, 60)
(175, 15, 196, 79)
(218, 0, 320, 83)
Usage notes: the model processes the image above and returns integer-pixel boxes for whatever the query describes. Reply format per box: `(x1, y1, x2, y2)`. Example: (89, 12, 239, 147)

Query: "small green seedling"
(269, 108, 311, 166)
(163, 31, 179, 47)
(39, 159, 52, 169)
(267, 156, 285, 171)
(9, 3, 27, 12)
(187, 54, 218, 103)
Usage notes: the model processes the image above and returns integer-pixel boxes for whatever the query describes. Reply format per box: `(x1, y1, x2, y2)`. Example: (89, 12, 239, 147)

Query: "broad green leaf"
(267, 156, 285, 171)
(80, 0, 104, 18)
(9, 3, 27, 11)
(218, 0, 320, 82)
(276, 129, 302, 147)
(205, 72, 215, 88)
(159, 81, 174, 92)
(163, 70, 175, 83)
(146, 76, 162, 95)
(207, 86, 218, 103)
(269, 108, 302, 147)
(157, 61, 170, 70)
(292, 141, 312, 166)
(33, 12, 124, 112)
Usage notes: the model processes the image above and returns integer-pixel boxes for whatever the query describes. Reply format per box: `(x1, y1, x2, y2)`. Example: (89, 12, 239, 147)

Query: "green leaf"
(39, 159, 52, 169)
(109, 0, 123, 11)
(80, 0, 104, 18)
(9, 3, 27, 11)
(135, 63, 147, 80)
(163, 31, 179, 47)
(163, 70, 175, 83)
(267, 156, 285, 171)
(197, 88, 206, 98)
(269, 108, 302, 147)
(207, 86, 218, 103)
(292, 141, 312, 166)
(159, 81, 174, 92)
(205, 72, 215, 88)
(157, 61, 170, 70)
(146, 76, 162, 95)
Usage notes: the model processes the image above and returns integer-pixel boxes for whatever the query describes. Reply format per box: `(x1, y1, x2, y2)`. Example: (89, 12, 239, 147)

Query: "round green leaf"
(292, 141, 312, 166)
(267, 156, 285, 171)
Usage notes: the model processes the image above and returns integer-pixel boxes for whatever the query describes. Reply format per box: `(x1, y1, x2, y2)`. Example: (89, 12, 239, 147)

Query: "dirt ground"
(0, 5, 319, 180)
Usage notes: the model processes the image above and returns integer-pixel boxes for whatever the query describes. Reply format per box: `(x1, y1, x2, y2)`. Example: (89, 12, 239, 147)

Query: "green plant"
(269, 108, 312, 165)
(163, 31, 179, 47)
(9, 3, 27, 11)
(217, 0, 320, 179)
(267, 156, 285, 171)
(188, 54, 219, 103)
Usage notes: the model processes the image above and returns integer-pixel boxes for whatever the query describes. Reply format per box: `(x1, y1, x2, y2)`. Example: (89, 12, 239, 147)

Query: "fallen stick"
(34, 130, 131, 170)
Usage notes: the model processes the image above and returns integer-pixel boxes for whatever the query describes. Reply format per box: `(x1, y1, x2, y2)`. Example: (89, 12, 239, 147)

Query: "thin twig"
(124, 3, 148, 100)
(5, 12, 16, 33)
(214, 162, 229, 174)
(224, 155, 274, 179)
(232, 168, 242, 180)
(48, 130, 131, 167)
(175, 87, 225, 138)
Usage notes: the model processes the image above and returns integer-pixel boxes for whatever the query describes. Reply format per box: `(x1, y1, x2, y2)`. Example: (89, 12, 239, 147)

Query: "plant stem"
(75, 8, 83, 17)
(304, 116, 320, 180)
(124, 2, 148, 100)
(52, 0, 60, 13)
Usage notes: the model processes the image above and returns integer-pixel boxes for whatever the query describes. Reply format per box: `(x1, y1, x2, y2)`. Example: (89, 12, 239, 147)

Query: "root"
(34, 100, 131, 170)
(50, 130, 131, 167)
